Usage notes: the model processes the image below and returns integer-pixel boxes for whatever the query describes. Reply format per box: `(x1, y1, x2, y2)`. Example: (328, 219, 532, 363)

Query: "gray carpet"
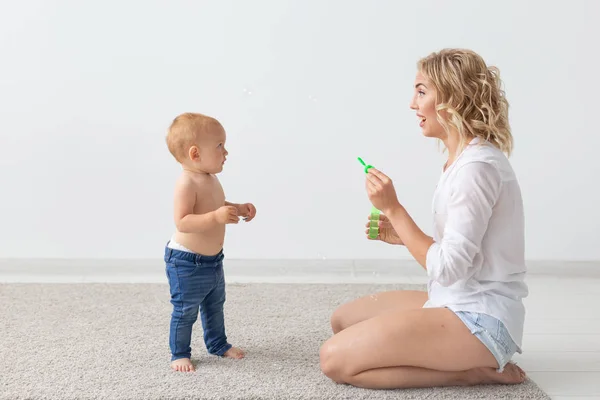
(0, 283, 550, 399)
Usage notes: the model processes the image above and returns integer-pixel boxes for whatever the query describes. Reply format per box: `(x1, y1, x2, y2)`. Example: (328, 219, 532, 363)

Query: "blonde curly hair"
(417, 49, 513, 156)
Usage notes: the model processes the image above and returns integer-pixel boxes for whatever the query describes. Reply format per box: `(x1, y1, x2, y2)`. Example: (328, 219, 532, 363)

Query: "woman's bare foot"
(467, 363, 527, 385)
(171, 358, 195, 372)
(223, 346, 245, 359)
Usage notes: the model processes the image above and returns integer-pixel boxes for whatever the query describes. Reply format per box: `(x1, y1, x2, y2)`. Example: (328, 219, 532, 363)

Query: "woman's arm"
(365, 162, 501, 285)
(365, 168, 433, 269)
(383, 206, 433, 270)
(423, 162, 502, 286)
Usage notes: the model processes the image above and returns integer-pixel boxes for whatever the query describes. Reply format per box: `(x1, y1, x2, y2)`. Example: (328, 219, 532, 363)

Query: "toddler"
(164, 112, 256, 372)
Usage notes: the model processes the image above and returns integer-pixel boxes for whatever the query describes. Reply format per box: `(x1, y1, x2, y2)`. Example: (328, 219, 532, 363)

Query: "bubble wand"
(357, 157, 380, 239)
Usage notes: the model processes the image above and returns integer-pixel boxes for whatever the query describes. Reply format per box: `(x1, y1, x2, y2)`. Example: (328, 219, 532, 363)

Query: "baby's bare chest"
(193, 180, 225, 213)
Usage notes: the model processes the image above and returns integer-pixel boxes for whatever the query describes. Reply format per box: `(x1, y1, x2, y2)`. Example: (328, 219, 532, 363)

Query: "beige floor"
(509, 275, 600, 399)
(1, 259, 598, 399)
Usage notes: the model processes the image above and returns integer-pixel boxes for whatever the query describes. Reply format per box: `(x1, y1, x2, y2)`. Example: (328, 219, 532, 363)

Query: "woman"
(320, 48, 529, 389)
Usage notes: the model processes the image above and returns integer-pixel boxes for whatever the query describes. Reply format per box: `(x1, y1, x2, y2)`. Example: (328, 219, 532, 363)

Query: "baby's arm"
(174, 180, 238, 232)
(224, 200, 257, 222)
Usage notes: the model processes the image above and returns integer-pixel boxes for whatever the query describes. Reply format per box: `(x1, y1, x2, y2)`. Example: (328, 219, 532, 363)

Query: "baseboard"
(0, 258, 598, 283)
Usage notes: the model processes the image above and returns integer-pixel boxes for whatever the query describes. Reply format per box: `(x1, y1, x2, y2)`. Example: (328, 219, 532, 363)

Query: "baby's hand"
(215, 206, 239, 224)
(237, 203, 257, 222)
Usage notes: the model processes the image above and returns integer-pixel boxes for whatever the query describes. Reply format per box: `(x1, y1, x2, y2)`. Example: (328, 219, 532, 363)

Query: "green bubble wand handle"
(358, 157, 381, 239)
(357, 157, 373, 173)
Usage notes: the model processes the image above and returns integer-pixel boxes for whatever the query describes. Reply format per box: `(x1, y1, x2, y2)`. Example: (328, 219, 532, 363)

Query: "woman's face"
(409, 72, 445, 139)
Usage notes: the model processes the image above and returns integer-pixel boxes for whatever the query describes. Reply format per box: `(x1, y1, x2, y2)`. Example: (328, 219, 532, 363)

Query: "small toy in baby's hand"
(357, 157, 380, 239)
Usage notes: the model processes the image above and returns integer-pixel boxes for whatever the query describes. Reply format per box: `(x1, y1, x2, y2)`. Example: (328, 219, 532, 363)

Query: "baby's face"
(194, 126, 228, 174)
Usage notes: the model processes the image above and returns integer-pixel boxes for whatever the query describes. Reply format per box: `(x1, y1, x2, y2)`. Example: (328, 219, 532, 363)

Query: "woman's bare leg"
(331, 290, 428, 333)
(320, 307, 526, 389)
(345, 364, 526, 389)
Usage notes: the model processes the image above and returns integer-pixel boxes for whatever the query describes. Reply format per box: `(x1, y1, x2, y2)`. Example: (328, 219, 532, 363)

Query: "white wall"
(1, 0, 598, 260)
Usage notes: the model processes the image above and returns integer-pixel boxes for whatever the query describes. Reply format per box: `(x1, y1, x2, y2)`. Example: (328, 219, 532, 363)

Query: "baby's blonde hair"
(417, 49, 513, 156)
(166, 112, 222, 163)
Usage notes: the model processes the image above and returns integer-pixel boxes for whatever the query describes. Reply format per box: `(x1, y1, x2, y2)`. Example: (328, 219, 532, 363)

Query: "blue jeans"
(164, 246, 232, 361)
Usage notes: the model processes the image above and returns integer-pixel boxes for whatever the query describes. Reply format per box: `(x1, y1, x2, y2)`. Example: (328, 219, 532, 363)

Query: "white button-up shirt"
(423, 137, 528, 351)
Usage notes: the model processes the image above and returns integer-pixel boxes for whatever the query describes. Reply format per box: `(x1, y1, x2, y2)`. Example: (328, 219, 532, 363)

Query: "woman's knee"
(330, 307, 344, 334)
(319, 341, 347, 384)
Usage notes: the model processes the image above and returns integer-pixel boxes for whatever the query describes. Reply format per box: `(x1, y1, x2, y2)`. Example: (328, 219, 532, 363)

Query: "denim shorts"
(453, 311, 518, 372)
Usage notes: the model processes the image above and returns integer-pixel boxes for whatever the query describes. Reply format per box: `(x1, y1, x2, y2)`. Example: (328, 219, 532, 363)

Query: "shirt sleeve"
(425, 161, 502, 286)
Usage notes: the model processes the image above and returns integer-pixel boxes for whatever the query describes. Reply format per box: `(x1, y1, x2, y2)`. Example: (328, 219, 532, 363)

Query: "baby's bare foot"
(223, 346, 245, 359)
(468, 363, 526, 385)
(171, 358, 195, 372)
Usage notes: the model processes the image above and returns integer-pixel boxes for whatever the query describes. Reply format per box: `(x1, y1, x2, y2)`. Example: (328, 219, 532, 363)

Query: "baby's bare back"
(172, 172, 226, 256)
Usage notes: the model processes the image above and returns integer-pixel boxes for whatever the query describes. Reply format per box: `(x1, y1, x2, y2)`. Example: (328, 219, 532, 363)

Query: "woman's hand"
(365, 168, 401, 215)
(365, 214, 404, 245)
